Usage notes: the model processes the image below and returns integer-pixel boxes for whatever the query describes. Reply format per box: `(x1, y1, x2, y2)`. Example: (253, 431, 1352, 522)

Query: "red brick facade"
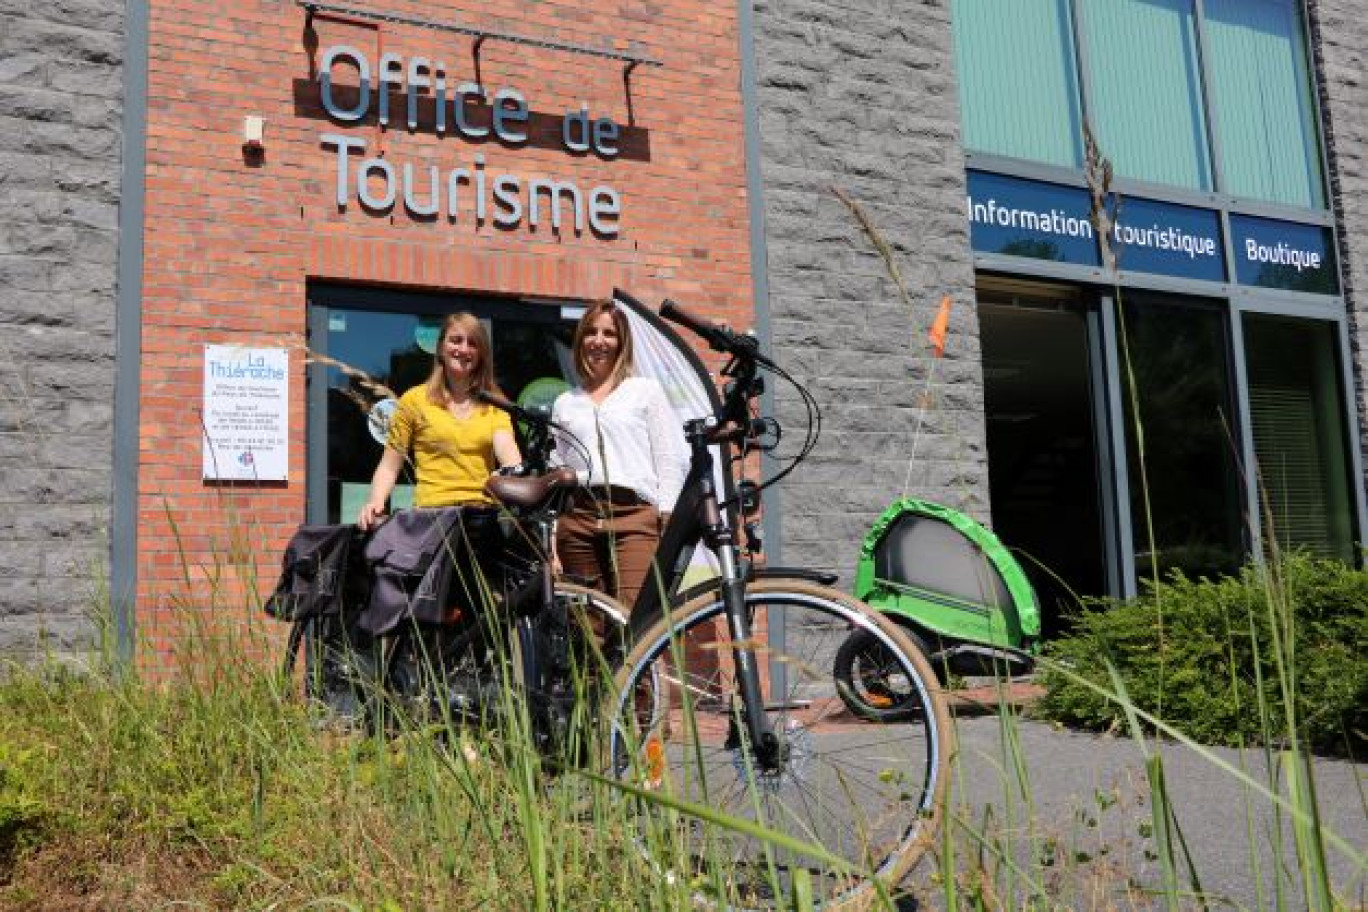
(137, 0, 753, 667)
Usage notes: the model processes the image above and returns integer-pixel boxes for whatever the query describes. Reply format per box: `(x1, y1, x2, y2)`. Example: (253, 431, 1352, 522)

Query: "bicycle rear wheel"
(606, 579, 953, 909)
(381, 582, 634, 740)
(292, 613, 381, 725)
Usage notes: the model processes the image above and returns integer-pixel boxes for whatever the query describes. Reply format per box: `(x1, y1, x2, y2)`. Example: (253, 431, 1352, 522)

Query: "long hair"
(572, 300, 635, 389)
(424, 312, 498, 405)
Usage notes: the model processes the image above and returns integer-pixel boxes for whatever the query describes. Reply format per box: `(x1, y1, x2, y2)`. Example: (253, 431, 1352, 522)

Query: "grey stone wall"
(752, 0, 986, 580)
(1308, 0, 1368, 503)
(0, 2, 123, 662)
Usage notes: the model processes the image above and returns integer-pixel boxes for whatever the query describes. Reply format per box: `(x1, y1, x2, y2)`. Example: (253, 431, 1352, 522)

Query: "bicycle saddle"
(485, 467, 579, 509)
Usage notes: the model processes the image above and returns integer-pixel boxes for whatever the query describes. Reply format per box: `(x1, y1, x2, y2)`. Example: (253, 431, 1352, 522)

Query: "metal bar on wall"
(1224, 301, 1262, 560)
(306, 303, 331, 525)
(1098, 294, 1138, 599)
(1192, 0, 1227, 199)
(297, 1, 663, 67)
(112, 0, 152, 668)
(737, 0, 786, 697)
(1335, 318, 1368, 556)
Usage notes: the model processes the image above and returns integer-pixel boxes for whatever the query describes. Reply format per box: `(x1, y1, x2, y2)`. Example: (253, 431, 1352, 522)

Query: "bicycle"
(285, 299, 953, 908)
(599, 300, 954, 909)
(285, 397, 631, 757)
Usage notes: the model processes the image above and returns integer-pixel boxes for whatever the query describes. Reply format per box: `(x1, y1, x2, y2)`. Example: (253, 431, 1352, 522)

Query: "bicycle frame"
(621, 336, 784, 767)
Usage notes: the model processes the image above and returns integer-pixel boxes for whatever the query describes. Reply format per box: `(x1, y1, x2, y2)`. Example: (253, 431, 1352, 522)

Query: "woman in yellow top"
(357, 312, 521, 529)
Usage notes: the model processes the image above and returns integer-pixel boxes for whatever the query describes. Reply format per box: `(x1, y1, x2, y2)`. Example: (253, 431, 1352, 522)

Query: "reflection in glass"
(1243, 316, 1354, 561)
(1120, 297, 1244, 580)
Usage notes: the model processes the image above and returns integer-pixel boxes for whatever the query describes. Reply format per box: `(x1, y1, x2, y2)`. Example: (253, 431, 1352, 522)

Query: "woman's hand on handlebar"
(357, 499, 388, 531)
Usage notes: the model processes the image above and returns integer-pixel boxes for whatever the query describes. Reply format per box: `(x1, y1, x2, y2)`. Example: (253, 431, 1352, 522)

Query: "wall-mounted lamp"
(243, 115, 266, 151)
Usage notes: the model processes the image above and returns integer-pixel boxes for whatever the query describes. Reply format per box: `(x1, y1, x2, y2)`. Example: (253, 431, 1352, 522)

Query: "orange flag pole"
(901, 296, 953, 500)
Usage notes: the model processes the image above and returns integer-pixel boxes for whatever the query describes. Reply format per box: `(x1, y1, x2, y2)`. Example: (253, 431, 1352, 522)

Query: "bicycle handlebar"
(660, 299, 772, 367)
(475, 389, 564, 431)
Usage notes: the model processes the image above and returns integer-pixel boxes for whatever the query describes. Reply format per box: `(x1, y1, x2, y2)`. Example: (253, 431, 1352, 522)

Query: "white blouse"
(551, 376, 688, 513)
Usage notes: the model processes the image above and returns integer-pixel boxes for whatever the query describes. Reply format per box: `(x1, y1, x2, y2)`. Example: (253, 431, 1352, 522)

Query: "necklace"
(447, 397, 475, 419)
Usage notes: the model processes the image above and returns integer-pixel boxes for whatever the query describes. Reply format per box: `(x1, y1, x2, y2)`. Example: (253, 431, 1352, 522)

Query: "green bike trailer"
(854, 498, 1040, 677)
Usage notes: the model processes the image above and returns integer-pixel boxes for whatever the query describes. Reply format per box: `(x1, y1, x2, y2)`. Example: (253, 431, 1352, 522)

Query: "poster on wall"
(202, 345, 289, 481)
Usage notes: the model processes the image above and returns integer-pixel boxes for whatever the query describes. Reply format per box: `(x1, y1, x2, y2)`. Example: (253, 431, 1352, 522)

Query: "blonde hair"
(424, 312, 499, 405)
(572, 300, 635, 388)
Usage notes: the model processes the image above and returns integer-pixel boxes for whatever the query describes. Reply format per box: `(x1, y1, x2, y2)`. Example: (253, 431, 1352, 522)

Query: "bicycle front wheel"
(606, 579, 953, 909)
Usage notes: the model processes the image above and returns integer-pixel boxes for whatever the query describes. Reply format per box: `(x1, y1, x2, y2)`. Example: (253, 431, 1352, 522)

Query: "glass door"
(978, 279, 1108, 635)
(1117, 293, 1245, 582)
(307, 285, 579, 524)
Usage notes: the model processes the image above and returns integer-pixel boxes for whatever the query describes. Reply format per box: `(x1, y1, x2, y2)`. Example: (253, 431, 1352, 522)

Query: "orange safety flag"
(928, 295, 952, 357)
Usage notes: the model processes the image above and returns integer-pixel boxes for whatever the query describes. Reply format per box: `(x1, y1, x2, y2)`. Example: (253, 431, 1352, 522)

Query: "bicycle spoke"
(611, 586, 950, 909)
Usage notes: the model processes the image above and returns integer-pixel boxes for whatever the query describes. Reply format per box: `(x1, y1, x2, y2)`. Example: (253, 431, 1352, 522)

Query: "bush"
(1034, 554, 1367, 757)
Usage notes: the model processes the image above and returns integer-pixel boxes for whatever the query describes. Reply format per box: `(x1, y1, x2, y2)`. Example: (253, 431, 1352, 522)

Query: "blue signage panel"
(966, 170, 1099, 267)
(967, 171, 1228, 282)
(1111, 197, 1225, 283)
(1229, 214, 1337, 295)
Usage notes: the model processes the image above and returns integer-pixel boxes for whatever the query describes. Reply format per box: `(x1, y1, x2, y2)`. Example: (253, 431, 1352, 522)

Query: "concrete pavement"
(935, 711, 1366, 910)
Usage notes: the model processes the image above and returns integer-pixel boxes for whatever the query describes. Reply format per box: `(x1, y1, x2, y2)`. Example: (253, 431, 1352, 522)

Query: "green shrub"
(1035, 554, 1367, 757)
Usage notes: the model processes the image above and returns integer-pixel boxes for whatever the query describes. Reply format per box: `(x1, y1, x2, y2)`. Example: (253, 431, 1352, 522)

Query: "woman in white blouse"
(552, 301, 687, 608)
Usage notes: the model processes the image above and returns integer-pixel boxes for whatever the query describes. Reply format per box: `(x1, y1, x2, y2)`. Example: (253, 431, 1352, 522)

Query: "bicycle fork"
(701, 476, 785, 770)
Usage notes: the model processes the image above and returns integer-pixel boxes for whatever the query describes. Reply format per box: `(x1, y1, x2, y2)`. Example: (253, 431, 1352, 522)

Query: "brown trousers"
(557, 490, 662, 609)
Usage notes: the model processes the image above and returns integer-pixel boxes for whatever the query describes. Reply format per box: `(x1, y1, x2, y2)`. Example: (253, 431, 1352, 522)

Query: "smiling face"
(580, 311, 622, 385)
(440, 322, 482, 382)
(425, 312, 494, 402)
(572, 302, 634, 390)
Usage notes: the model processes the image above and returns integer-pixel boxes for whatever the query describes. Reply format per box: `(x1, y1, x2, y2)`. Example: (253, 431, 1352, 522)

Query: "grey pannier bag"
(357, 506, 478, 635)
(263, 523, 363, 622)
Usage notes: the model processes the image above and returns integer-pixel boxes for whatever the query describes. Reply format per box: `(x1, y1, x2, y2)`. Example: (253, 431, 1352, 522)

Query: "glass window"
(1078, 0, 1212, 190)
(1243, 316, 1354, 560)
(1205, 0, 1325, 208)
(1120, 296, 1245, 580)
(952, 0, 1085, 168)
(313, 297, 576, 523)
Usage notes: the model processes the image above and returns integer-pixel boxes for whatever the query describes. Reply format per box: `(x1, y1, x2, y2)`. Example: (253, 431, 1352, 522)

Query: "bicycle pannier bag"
(263, 523, 357, 621)
(359, 507, 471, 635)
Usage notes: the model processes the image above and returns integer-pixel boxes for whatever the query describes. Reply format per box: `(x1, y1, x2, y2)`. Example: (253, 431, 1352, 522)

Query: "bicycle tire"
(832, 624, 943, 723)
(605, 579, 953, 910)
(380, 582, 634, 738)
(294, 612, 381, 725)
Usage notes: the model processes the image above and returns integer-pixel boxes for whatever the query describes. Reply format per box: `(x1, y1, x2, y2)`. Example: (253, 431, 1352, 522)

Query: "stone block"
(47, 59, 123, 99)
(0, 222, 77, 257)
(0, 52, 46, 84)
(45, 258, 112, 293)
(0, 576, 41, 616)
(7, 18, 122, 66)
(50, 158, 120, 200)
(24, 120, 118, 158)
(0, 84, 76, 123)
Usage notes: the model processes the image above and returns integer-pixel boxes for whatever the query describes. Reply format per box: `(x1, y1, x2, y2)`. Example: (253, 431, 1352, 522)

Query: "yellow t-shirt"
(386, 386, 513, 507)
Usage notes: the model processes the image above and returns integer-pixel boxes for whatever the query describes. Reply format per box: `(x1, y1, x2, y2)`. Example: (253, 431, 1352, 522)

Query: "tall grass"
(4, 491, 1363, 909)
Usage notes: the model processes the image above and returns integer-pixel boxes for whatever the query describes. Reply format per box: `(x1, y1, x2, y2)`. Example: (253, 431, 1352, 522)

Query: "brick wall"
(752, 0, 986, 580)
(135, 0, 754, 667)
(1308, 0, 1368, 493)
(0, 1, 124, 663)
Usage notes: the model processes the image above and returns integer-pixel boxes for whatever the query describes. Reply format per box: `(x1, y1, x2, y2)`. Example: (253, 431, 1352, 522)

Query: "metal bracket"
(297, 1, 663, 68)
